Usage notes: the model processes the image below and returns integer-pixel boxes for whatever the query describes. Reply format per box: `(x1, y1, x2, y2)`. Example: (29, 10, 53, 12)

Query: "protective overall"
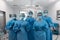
(5, 17, 17, 40)
(13, 13, 28, 40)
(38, 12, 50, 40)
(43, 10, 54, 27)
(33, 12, 50, 40)
(25, 11, 36, 40)
(43, 11, 54, 40)
(33, 19, 49, 40)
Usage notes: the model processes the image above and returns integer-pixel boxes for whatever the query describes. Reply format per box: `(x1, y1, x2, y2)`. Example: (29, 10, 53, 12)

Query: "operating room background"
(0, 0, 60, 40)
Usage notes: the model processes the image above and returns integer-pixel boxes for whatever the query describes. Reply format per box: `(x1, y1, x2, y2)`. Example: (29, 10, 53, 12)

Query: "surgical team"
(5, 10, 55, 40)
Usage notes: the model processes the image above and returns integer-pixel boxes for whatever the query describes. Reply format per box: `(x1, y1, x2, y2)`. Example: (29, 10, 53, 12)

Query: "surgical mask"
(37, 16, 43, 21)
(39, 16, 43, 19)
(11, 17, 16, 20)
(19, 17, 24, 20)
(19, 13, 25, 20)
(43, 14, 48, 16)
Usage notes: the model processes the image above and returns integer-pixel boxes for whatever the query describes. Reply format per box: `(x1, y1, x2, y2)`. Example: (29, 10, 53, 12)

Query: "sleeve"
(24, 22, 31, 32)
(5, 20, 13, 30)
(33, 22, 40, 31)
(33, 22, 35, 30)
(48, 17, 54, 27)
(33, 22, 38, 31)
(45, 22, 49, 30)
(13, 22, 20, 32)
(42, 21, 49, 31)
(25, 18, 29, 22)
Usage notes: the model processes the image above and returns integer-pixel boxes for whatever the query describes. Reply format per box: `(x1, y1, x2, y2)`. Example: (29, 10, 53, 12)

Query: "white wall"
(48, 1, 60, 23)
(48, 1, 60, 34)
(12, 6, 20, 14)
(0, 0, 13, 23)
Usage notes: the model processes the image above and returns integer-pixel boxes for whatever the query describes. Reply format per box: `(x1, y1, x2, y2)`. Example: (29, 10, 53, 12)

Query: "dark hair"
(29, 11, 33, 15)
(9, 14, 17, 18)
(13, 14, 17, 17)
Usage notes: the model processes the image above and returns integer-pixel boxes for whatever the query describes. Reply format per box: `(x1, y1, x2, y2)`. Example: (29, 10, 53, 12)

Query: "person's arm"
(13, 22, 20, 32)
(33, 22, 38, 31)
(48, 17, 55, 30)
(5, 20, 13, 30)
(25, 22, 31, 32)
(49, 17, 54, 27)
(42, 21, 49, 31)
(33, 23, 35, 30)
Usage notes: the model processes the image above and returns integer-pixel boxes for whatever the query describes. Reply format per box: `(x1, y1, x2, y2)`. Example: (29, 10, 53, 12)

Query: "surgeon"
(5, 14, 17, 40)
(43, 10, 54, 28)
(43, 10, 54, 40)
(33, 12, 50, 40)
(13, 13, 29, 40)
(25, 11, 36, 40)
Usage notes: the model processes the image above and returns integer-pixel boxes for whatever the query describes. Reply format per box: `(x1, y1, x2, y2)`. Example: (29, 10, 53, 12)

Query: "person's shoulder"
(7, 19, 13, 23)
(47, 16, 51, 18)
(42, 19, 47, 23)
(31, 17, 36, 20)
(25, 17, 30, 20)
(15, 20, 20, 23)
(23, 21, 27, 23)
(34, 20, 37, 23)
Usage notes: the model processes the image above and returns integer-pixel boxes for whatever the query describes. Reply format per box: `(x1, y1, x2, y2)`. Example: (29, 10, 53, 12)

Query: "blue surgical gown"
(13, 20, 29, 40)
(43, 16, 54, 40)
(5, 19, 17, 40)
(33, 20, 50, 40)
(25, 17, 36, 40)
(43, 16, 54, 27)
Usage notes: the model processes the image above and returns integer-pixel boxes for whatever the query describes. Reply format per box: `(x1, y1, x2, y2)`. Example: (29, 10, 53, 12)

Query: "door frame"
(0, 10, 6, 34)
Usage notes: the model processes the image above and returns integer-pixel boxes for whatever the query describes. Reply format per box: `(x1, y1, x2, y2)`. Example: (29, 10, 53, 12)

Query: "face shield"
(19, 13, 25, 20)
(43, 10, 48, 16)
(44, 13, 48, 16)
(28, 11, 33, 17)
(12, 14, 17, 20)
(37, 12, 43, 20)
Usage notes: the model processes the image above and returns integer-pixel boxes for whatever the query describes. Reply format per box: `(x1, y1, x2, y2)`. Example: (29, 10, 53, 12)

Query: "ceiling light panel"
(6, 0, 14, 2)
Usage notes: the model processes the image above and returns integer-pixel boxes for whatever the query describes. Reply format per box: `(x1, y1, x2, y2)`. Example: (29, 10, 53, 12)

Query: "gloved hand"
(50, 27, 54, 31)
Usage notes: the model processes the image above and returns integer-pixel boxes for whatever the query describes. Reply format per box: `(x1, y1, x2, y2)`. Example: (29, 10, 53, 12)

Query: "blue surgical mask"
(19, 17, 24, 20)
(43, 13, 48, 16)
(39, 16, 43, 19)
(37, 16, 43, 20)
(12, 17, 16, 20)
